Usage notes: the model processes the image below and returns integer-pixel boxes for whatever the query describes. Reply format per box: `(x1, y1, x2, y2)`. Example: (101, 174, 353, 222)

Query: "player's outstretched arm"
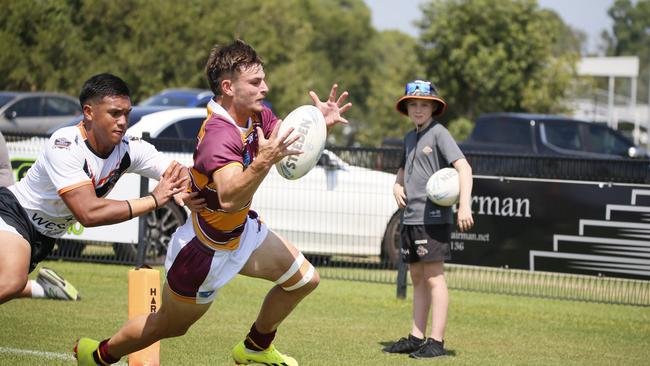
(309, 84, 352, 130)
(61, 162, 188, 227)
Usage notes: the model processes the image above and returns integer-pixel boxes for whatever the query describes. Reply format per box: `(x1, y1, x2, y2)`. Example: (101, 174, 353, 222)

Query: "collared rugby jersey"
(189, 99, 278, 251)
(8, 123, 172, 238)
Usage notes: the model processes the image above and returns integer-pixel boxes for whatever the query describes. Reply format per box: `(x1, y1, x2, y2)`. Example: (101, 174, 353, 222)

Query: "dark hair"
(205, 39, 263, 96)
(79, 73, 130, 106)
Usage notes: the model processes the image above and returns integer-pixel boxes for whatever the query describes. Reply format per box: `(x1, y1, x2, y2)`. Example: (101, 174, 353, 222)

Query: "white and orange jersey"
(8, 123, 172, 237)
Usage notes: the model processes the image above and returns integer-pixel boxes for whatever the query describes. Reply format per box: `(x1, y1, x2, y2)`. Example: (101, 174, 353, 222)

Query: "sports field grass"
(1, 261, 648, 365)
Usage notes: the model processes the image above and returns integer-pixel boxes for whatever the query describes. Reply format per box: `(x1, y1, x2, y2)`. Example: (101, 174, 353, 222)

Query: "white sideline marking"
(0, 346, 127, 365)
(0, 346, 72, 361)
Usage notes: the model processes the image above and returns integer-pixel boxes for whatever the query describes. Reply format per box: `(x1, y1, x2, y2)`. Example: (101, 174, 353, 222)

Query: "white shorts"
(164, 215, 268, 304)
(0, 216, 21, 237)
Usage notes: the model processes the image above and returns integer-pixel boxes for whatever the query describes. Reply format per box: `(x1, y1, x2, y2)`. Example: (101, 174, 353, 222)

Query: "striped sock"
(244, 323, 276, 351)
(93, 339, 120, 365)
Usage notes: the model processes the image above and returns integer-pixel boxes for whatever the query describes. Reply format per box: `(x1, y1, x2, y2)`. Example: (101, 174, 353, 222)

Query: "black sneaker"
(383, 334, 425, 354)
(409, 338, 446, 358)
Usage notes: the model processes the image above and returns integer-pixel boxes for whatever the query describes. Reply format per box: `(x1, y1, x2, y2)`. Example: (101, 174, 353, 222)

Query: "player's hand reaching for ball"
(310, 84, 352, 130)
(255, 122, 302, 168)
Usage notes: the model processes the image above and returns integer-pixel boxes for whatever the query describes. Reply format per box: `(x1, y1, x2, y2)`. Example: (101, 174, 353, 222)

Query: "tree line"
(0, 0, 646, 146)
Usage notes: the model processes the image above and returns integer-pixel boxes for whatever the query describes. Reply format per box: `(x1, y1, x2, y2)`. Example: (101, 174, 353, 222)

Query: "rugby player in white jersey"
(74, 40, 351, 366)
(0, 73, 189, 305)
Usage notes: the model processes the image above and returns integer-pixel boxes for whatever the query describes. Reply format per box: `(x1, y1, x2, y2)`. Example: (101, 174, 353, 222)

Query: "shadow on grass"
(378, 341, 456, 357)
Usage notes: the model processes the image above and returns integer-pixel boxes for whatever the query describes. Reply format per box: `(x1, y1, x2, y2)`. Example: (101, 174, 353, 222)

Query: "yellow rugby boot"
(232, 340, 298, 366)
(73, 338, 99, 366)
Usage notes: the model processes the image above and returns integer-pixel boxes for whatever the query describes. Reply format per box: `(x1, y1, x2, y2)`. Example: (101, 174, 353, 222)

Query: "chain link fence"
(4, 132, 650, 306)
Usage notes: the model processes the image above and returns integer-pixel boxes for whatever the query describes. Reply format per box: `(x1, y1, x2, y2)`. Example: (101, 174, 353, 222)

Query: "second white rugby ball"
(426, 167, 460, 206)
(275, 105, 326, 180)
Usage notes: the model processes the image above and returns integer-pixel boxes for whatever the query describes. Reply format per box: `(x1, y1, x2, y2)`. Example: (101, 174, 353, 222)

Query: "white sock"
(30, 280, 46, 298)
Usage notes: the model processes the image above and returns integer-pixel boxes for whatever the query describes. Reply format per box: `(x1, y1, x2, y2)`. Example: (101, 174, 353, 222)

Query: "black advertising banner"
(449, 176, 650, 280)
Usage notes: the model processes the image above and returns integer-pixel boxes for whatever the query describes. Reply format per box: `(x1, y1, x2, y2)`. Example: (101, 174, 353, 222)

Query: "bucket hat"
(395, 80, 447, 117)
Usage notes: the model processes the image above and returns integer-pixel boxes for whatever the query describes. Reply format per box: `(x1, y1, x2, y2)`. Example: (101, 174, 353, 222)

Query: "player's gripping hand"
(255, 121, 302, 168)
(151, 161, 189, 207)
(168, 165, 206, 212)
(178, 191, 207, 212)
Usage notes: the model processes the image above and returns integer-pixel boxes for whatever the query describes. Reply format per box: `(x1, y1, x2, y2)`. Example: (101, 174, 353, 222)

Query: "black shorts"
(0, 187, 56, 273)
(400, 224, 451, 264)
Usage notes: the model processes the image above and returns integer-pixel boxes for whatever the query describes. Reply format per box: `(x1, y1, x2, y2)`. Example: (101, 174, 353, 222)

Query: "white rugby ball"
(426, 167, 460, 206)
(275, 105, 326, 180)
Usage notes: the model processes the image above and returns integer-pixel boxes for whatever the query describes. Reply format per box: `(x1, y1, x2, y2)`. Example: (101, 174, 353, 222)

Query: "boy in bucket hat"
(383, 80, 474, 358)
(395, 79, 447, 117)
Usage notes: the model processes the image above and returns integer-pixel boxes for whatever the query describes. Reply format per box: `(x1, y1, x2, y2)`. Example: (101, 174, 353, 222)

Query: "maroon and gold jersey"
(189, 99, 278, 250)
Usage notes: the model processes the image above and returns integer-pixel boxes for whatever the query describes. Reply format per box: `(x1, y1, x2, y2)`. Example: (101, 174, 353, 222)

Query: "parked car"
(460, 113, 648, 159)
(137, 88, 272, 110)
(46, 105, 174, 135)
(7, 108, 401, 266)
(138, 88, 214, 108)
(0, 91, 81, 135)
(126, 107, 207, 140)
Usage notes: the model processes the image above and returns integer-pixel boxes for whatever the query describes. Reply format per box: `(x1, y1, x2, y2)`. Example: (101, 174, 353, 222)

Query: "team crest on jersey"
(98, 170, 121, 194)
(242, 127, 259, 168)
(198, 290, 214, 298)
(53, 138, 72, 149)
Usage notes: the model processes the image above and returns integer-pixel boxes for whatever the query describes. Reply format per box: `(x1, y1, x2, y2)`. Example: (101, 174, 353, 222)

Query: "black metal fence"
(5, 132, 650, 306)
(466, 152, 650, 184)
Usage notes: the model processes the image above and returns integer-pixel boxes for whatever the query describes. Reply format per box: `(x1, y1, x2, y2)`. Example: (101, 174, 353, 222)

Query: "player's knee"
(292, 267, 320, 295)
(428, 273, 446, 288)
(0, 273, 28, 303)
(275, 254, 319, 293)
(305, 268, 320, 292)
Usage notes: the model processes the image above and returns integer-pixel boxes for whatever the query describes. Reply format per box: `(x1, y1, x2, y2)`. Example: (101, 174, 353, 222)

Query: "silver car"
(0, 91, 82, 135)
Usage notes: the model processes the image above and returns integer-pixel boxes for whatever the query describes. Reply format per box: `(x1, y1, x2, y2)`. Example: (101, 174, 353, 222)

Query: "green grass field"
(1, 261, 649, 365)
